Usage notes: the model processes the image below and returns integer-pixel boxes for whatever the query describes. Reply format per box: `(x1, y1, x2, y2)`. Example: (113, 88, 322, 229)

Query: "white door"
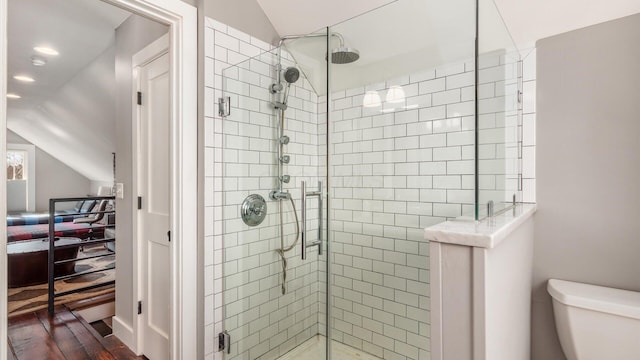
(137, 51, 170, 360)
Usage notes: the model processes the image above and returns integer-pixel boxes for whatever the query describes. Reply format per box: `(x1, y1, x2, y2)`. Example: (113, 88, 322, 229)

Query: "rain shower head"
(283, 67, 300, 83)
(327, 47, 360, 64)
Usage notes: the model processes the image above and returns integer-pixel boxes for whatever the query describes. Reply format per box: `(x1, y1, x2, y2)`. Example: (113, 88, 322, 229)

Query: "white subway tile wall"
(205, 18, 326, 360)
(204, 17, 537, 360)
(325, 59, 476, 360)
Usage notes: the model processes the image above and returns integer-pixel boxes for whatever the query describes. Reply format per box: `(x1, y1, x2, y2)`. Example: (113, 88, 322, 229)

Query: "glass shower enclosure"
(218, 0, 520, 359)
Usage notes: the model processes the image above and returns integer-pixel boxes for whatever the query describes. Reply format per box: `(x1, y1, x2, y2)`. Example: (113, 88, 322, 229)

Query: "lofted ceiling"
(6, 0, 131, 182)
(7, 0, 130, 110)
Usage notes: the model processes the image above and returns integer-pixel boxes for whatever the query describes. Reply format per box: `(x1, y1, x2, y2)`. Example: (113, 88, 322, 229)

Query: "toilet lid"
(548, 279, 640, 320)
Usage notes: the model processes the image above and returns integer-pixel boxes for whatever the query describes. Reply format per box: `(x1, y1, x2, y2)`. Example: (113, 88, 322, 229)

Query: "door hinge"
(519, 173, 523, 191)
(137, 196, 142, 210)
(167, 230, 171, 242)
(218, 96, 231, 117)
(137, 301, 142, 315)
(517, 90, 523, 104)
(137, 91, 142, 105)
(218, 330, 231, 354)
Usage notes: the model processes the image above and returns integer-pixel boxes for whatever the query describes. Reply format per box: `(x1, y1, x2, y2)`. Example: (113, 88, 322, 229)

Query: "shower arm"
(273, 32, 345, 91)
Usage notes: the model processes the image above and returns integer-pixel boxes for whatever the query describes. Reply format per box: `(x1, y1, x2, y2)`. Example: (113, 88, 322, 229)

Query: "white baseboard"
(112, 316, 138, 354)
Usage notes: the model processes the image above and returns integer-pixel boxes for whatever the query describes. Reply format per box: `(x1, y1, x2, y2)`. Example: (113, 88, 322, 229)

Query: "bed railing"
(48, 196, 116, 314)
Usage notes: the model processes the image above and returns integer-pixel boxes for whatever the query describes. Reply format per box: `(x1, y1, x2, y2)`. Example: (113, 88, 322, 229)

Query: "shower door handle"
(301, 181, 306, 260)
(301, 180, 323, 260)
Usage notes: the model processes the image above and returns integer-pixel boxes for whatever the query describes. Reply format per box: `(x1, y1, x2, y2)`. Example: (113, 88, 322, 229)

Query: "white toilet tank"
(547, 279, 640, 360)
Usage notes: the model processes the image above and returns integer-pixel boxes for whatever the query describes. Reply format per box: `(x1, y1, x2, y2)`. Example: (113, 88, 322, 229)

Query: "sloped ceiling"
(283, 0, 475, 94)
(256, 0, 640, 93)
(493, 0, 640, 46)
(258, 0, 640, 47)
(7, 0, 130, 182)
(255, 0, 395, 37)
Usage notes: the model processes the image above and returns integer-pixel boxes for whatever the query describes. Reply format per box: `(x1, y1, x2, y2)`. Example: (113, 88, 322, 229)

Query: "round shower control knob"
(241, 194, 267, 226)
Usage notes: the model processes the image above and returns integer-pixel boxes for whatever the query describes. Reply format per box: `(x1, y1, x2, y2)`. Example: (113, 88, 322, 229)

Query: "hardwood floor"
(8, 306, 146, 360)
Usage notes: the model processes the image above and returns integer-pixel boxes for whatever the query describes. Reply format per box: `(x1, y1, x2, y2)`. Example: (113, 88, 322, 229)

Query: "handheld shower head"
(283, 67, 300, 83)
(278, 67, 300, 106)
(271, 66, 299, 94)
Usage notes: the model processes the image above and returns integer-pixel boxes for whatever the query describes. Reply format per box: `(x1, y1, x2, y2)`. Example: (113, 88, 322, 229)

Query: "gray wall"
(6, 130, 91, 211)
(35, 148, 92, 210)
(114, 14, 168, 328)
(533, 14, 640, 360)
(203, 0, 279, 44)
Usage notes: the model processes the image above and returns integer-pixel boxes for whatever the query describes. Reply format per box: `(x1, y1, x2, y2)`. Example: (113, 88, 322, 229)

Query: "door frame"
(131, 33, 170, 356)
(0, 1, 198, 360)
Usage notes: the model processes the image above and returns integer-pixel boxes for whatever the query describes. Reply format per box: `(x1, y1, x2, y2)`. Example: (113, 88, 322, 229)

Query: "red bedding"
(7, 223, 105, 243)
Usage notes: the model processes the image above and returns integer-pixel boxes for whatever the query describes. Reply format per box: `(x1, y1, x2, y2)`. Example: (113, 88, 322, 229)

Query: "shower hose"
(275, 196, 300, 295)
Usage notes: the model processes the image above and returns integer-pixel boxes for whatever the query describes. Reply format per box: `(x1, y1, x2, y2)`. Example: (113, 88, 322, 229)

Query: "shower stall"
(215, 0, 520, 358)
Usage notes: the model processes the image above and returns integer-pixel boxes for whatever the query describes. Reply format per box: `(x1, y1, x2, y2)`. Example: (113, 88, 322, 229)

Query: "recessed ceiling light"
(34, 46, 59, 56)
(13, 75, 35, 82)
(6, 93, 21, 99)
(31, 56, 47, 66)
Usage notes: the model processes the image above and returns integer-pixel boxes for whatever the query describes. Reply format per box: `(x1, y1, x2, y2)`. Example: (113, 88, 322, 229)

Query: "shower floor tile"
(278, 335, 382, 360)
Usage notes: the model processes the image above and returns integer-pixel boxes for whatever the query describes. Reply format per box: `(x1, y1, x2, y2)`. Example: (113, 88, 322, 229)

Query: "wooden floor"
(8, 305, 146, 360)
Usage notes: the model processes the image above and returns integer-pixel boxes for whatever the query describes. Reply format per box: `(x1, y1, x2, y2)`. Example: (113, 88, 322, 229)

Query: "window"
(7, 150, 27, 180)
(6, 144, 35, 212)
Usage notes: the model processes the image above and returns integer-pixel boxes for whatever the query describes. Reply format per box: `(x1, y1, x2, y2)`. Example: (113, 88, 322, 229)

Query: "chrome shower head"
(327, 47, 360, 64)
(283, 66, 300, 83)
(279, 67, 299, 106)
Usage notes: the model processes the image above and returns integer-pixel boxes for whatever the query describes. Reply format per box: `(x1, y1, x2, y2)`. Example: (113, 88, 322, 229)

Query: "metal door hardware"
(218, 96, 231, 117)
(218, 330, 231, 354)
(301, 180, 323, 260)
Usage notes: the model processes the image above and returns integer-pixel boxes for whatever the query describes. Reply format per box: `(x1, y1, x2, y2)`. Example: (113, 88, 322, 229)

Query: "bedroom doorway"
(0, 0, 198, 359)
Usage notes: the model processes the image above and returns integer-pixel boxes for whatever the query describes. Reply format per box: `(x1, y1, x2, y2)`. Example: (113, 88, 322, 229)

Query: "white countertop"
(424, 203, 537, 249)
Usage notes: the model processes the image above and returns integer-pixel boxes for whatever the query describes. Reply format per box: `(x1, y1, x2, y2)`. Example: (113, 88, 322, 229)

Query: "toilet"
(547, 279, 640, 360)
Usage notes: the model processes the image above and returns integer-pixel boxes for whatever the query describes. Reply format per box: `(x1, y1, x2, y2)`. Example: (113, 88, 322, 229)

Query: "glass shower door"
(219, 31, 328, 359)
(215, 0, 520, 358)
(326, 0, 476, 359)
